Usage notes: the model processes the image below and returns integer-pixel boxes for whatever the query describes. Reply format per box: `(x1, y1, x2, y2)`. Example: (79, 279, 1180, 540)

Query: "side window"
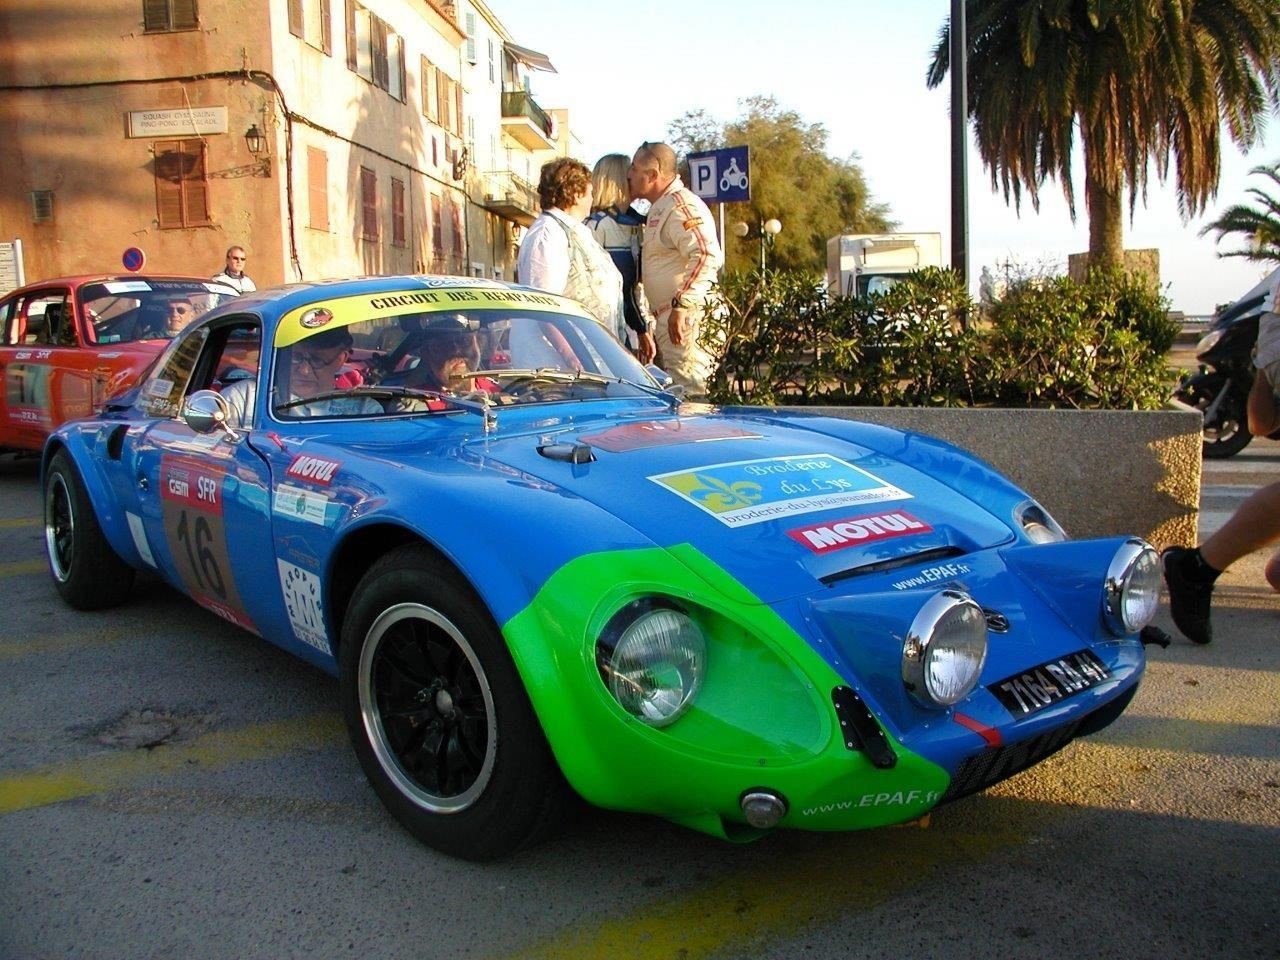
(0, 299, 17, 345)
(22, 292, 73, 346)
(137, 327, 211, 418)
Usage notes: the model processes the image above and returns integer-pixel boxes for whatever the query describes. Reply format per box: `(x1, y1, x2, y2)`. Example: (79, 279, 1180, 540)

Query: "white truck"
(825, 232, 943, 298)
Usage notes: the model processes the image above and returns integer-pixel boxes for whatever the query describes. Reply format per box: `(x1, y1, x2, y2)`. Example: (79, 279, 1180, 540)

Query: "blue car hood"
(466, 413, 1015, 603)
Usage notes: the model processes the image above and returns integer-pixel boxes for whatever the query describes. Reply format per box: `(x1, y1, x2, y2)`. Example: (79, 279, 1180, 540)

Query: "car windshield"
(83, 279, 239, 344)
(270, 306, 661, 420)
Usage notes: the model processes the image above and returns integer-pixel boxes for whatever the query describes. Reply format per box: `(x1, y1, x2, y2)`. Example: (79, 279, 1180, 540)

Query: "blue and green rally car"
(41, 275, 1160, 860)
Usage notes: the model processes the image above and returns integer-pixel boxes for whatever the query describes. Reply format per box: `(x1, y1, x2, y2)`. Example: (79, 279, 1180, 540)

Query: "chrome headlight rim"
(595, 597, 706, 728)
(901, 589, 989, 709)
(1102, 537, 1161, 635)
(1014, 499, 1067, 544)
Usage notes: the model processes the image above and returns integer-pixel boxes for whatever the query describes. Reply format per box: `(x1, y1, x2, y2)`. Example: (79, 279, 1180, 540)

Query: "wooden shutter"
(449, 195, 464, 257)
(287, 0, 303, 37)
(320, 0, 332, 54)
(371, 15, 388, 90)
(391, 178, 405, 246)
(145, 0, 197, 30)
(307, 147, 329, 231)
(436, 68, 448, 129)
(430, 194, 444, 259)
(154, 139, 210, 229)
(360, 167, 378, 241)
(455, 82, 464, 138)
(345, 0, 357, 70)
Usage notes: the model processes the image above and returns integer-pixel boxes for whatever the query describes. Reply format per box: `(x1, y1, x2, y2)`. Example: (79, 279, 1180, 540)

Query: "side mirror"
(645, 364, 683, 397)
(182, 389, 238, 439)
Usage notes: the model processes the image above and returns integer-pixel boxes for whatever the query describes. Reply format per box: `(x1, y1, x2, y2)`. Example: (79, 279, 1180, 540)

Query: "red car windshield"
(81, 280, 238, 344)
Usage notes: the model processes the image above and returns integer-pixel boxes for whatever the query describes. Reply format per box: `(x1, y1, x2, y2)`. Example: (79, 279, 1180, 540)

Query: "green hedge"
(702, 267, 1177, 410)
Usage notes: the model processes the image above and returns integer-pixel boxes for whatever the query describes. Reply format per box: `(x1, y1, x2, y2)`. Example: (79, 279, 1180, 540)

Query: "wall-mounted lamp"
(244, 124, 272, 177)
(244, 124, 266, 156)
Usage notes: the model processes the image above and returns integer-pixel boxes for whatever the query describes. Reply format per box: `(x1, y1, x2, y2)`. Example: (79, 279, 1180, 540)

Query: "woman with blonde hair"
(516, 157, 625, 343)
(587, 153, 656, 363)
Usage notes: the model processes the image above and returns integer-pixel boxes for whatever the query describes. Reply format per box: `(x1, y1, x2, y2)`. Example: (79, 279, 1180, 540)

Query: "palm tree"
(1199, 161, 1280, 263)
(928, 0, 1280, 270)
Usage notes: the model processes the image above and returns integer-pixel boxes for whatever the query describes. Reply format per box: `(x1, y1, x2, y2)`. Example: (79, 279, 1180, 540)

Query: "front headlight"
(596, 599, 706, 727)
(1102, 538, 1161, 635)
(1015, 499, 1067, 543)
(901, 590, 988, 708)
(1195, 328, 1223, 356)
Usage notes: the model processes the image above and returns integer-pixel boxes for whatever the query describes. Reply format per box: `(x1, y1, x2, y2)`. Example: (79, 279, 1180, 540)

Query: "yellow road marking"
(493, 714, 1266, 960)
(499, 828, 1016, 960)
(0, 627, 129, 661)
(0, 559, 46, 578)
(0, 518, 39, 529)
(0, 713, 345, 815)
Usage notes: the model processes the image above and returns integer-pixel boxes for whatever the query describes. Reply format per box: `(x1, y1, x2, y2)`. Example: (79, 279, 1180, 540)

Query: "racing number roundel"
(159, 455, 256, 632)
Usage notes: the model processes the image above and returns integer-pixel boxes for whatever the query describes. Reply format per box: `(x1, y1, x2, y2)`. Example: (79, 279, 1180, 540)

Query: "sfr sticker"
(787, 511, 932, 554)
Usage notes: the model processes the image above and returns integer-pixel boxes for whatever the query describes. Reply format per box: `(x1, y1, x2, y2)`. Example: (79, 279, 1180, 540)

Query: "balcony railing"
(481, 170, 538, 224)
(501, 90, 553, 139)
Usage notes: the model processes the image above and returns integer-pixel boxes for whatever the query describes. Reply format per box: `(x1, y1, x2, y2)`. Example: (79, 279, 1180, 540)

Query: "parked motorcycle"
(1173, 268, 1280, 458)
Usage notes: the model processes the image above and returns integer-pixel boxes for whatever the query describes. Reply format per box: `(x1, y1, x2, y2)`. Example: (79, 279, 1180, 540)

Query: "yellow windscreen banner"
(274, 287, 591, 347)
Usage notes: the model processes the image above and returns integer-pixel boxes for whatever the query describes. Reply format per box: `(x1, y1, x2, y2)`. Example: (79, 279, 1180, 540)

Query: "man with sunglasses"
(212, 245, 256, 295)
(221, 326, 380, 428)
(162, 296, 198, 337)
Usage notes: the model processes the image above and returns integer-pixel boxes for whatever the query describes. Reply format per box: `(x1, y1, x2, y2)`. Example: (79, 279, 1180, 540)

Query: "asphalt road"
(0, 435, 1277, 960)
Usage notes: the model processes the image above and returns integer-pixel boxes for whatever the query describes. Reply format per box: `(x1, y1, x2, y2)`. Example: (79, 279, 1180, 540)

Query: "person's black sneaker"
(1162, 546, 1216, 644)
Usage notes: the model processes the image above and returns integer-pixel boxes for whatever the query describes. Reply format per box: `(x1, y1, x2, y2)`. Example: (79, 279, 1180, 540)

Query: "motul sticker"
(286, 454, 341, 486)
(787, 511, 932, 554)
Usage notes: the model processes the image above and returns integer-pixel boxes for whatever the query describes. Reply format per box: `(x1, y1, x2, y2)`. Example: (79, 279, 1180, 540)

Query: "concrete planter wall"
(795, 407, 1201, 550)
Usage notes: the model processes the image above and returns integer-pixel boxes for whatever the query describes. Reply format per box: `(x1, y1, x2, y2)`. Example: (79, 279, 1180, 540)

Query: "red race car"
(0, 275, 240, 452)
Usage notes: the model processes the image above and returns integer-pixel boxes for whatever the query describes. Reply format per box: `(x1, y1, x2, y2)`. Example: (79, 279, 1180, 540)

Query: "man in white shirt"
(212, 246, 257, 295)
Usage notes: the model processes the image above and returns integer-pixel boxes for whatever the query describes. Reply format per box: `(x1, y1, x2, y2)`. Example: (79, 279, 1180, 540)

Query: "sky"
(498, 0, 1278, 315)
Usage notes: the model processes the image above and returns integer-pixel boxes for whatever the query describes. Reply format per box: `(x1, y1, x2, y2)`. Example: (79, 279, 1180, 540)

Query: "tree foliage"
(1199, 160, 1280, 264)
(666, 97, 894, 274)
(928, 0, 1280, 269)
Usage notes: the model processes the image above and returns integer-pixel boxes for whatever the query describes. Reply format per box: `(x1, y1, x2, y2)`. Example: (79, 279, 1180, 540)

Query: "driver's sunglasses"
(291, 348, 345, 370)
(166, 304, 193, 316)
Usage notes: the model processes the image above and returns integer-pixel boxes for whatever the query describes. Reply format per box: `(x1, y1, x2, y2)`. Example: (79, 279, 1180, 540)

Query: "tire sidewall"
(338, 546, 563, 860)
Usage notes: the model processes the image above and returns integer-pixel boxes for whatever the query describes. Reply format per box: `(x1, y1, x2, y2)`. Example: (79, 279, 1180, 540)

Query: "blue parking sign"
(687, 146, 750, 203)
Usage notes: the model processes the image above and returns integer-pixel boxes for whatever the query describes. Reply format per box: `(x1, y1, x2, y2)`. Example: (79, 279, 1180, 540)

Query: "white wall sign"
(127, 107, 228, 138)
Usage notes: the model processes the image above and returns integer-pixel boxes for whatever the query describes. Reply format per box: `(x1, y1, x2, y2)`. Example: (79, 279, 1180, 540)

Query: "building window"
(360, 166, 378, 241)
(430, 194, 444, 261)
(143, 0, 197, 32)
(288, 0, 331, 55)
(464, 10, 476, 64)
(391, 178, 406, 247)
(31, 190, 54, 223)
(488, 39, 495, 84)
(307, 147, 329, 231)
(450, 196, 464, 259)
(347, 1, 404, 100)
(154, 139, 211, 229)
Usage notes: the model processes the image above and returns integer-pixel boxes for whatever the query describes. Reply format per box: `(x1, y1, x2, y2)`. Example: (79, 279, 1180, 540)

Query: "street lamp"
(733, 218, 783, 272)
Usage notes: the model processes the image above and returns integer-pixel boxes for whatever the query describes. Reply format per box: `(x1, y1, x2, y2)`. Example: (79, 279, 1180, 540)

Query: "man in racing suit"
(628, 142, 724, 397)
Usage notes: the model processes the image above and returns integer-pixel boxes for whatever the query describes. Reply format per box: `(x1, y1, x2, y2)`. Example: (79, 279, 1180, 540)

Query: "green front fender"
(501, 544, 949, 836)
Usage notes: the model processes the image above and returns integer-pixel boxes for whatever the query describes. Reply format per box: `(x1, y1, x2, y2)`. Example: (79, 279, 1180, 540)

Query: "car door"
(129, 317, 280, 636)
(0, 286, 75, 450)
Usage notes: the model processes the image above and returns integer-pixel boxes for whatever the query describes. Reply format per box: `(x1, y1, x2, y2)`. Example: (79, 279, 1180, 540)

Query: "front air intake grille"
(939, 720, 1082, 803)
(938, 683, 1139, 804)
